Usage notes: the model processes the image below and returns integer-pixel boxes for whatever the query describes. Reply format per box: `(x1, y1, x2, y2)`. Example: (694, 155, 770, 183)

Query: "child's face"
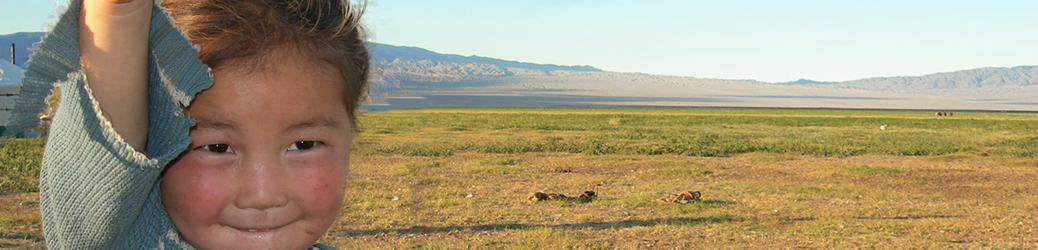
(161, 52, 351, 250)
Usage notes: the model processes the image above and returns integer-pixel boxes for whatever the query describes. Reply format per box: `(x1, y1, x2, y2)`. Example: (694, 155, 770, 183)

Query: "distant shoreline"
(584, 105, 1038, 114)
(361, 105, 1038, 114)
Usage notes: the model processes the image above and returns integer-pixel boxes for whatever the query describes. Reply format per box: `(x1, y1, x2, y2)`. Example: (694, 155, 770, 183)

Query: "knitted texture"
(5, 0, 203, 248)
(18, 0, 211, 248)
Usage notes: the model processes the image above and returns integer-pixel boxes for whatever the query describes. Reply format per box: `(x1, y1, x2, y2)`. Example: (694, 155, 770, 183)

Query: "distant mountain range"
(370, 43, 599, 83)
(3, 31, 1036, 110)
(778, 66, 1038, 92)
(366, 42, 1038, 98)
(777, 79, 838, 86)
(837, 66, 1038, 91)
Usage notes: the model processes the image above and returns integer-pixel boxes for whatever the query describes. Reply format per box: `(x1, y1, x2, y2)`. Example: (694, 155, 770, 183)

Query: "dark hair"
(162, 0, 369, 129)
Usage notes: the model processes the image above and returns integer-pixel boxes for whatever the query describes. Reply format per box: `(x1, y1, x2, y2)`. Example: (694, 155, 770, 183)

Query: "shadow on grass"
(0, 232, 45, 247)
(697, 199, 735, 206)
(852, 215, 961, 220)
(342, 215, 735, 236)
(778, 217, 816, 222)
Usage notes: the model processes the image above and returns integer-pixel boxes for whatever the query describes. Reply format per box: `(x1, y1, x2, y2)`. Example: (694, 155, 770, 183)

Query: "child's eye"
(197, 144, 234, 154)
(288, 141, 321, 151)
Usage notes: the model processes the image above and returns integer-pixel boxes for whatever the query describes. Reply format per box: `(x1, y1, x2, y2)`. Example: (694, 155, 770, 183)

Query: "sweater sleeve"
(5, 0, 212, 248)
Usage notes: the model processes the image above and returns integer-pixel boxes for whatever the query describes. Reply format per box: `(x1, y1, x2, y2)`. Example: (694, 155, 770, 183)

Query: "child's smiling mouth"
(230, 224, 285, 239)
(227, 221, 291, 236)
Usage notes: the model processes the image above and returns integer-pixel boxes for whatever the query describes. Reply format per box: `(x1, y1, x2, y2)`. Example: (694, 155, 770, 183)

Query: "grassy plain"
(2, 108, 1038, 249)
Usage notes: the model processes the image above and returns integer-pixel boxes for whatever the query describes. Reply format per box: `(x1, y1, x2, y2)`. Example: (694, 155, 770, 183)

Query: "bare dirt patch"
(0, 192, 43, 249)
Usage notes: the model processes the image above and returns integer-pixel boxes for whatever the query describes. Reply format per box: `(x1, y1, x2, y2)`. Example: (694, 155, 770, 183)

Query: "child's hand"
(79, 0, 153, 151)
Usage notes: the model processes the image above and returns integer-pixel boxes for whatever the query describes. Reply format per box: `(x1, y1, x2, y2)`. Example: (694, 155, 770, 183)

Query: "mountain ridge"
(834, 65, 1038, 91)
(371, 43, 600, 73)
(3, 31, 1037, 111)
(368, 43, 600, 83)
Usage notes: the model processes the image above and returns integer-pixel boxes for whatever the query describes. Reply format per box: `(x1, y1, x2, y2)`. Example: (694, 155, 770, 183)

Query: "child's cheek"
(290, 149, 347, 216)
(163, 153, 237, 225)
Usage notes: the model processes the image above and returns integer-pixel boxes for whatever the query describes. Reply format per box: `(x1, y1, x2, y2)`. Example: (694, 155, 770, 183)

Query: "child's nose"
(234, 155, 289, 210)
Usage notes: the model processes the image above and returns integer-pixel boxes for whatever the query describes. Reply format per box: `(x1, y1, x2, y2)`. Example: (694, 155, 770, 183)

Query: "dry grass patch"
(651, 167, 714, 177)
(330, 108, 1038, 248)
(6, 108, 1038, 249)
(0, 193, 44, 249)
(837, 165, 904, 174)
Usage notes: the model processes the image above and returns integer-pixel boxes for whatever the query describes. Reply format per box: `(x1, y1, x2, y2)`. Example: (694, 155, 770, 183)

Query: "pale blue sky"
(3, 0, 1037, 82)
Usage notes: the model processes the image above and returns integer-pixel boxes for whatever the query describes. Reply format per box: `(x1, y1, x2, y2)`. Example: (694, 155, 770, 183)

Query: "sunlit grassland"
(0, 137, 44, 194)
(2, 108, 1037, 249)
(354, 108, 1038, 158)
(323, 108, 1038, 249)
(0, 137, 45, 248)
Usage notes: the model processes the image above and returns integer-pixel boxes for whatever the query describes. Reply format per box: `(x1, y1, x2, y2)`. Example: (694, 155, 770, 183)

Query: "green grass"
(355, 108, 1036, 158)
(395, 161, 444, 176)
(405, 161, 444, 169)
(838, 165, 905, 174)
(0, 138, 45, 194)
(466, 165, 520, 175)
(991, 136, 1038, 157)
(478, 158, 523, 166)
(415, 177, 461, 187)
(401, 147, 454, 157)
(652, 167, 713, 177)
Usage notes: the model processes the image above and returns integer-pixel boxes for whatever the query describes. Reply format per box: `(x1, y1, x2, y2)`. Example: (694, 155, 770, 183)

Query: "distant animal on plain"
(653, 190, 702, 204)
(880, 125, 887, 130)
(527, 192, 550, 203)
(577, 190, 597, 203)
(527, 190, 597, 203)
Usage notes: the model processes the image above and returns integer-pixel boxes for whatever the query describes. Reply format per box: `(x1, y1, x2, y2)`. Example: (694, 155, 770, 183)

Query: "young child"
(5, 0, 369, 249)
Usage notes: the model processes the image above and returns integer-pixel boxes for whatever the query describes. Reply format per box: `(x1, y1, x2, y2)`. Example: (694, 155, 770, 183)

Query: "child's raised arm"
(79, 0, 151, 151)
(18, 0, 212, 248)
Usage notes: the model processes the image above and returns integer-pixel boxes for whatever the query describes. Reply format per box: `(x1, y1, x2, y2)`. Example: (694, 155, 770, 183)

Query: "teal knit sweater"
(4, 1, 336, 249)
